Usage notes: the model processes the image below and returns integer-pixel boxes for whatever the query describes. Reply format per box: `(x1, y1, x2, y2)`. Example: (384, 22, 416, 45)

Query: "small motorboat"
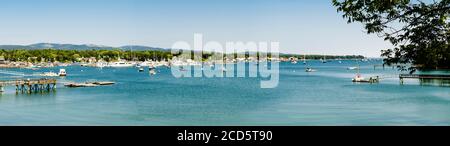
(222, 67, 227, 72)
(149, 66, 157, 75)
(26, 66, 40, 70)
(139, 61, 151, 67)
(347, 67, 359, 70)
(305, 68, 317, 72)
(107, 60, 135, 68)
(150, 69, 157, 75)
(179, 66, 187, 72)
(352, 74, 369, 82)
(40, 72, 59, 77)
(96, 62, 107, 68)
(58, 69, 67, 76)
(149, 68, 157, 75)
(139, 67, 144, 72)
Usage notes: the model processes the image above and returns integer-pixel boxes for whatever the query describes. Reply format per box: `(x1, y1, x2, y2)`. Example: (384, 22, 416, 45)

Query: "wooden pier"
(0, 78, 57, 94)
(399, 74, 450, 84)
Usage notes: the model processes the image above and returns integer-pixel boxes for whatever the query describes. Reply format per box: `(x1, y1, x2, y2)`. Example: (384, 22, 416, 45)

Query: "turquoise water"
(1, 60, 450, 126)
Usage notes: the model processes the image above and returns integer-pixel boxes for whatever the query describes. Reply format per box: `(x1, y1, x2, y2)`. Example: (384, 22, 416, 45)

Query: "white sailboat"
(303, 54, 307, 64)
(322, 55, 327, 63)
(108, 61, 135, 67)
(96, 61, 107, 68)
(107, 55, 135, 67)
(139, 60, 152, 67)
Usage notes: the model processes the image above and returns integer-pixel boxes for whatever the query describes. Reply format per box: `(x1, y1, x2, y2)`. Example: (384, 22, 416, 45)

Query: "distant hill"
(0, 43, 366, 59)
(0, 43, 169, 51)
(120, 45, 167, 51)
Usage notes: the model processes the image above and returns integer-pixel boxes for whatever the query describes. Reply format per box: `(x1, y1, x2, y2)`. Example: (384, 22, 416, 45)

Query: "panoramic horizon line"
(0, 42, 371, 57)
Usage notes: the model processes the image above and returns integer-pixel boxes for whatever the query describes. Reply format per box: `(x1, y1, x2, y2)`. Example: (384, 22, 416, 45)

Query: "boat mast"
(357, 61, 361, 75)
(303, 54, 306, 63)
(131, 46, 133, 61)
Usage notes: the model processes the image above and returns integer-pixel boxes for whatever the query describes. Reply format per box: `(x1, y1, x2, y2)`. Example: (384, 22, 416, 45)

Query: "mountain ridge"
(0, 43, 168, 51)
(0, 43, 367, 58)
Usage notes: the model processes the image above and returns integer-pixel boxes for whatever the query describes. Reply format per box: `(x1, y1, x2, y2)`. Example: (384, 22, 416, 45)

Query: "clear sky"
(0, 0, 392, 57)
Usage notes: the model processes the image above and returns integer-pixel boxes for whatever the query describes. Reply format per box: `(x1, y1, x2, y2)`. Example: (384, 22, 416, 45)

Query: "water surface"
(1, 60, 449, 125)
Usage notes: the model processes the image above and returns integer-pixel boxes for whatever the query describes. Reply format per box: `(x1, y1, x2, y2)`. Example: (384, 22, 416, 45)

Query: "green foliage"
(333, 0, 450, 71)
(0, 49, 173, 63)
(280, 54, 364, 60)
(0, 48, 364, 63)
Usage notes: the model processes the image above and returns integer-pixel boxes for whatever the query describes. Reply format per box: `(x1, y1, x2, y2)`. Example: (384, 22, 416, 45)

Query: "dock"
(64, 81, 115, 88)
(0, 78, 57, 94)
(399, 74, 450, 84)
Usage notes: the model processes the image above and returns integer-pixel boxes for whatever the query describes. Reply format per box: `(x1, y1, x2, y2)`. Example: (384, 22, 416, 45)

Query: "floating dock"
(0, 78, 57, 94)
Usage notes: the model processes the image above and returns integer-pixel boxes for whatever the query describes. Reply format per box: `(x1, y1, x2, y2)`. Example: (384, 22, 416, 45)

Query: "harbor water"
(1, 60, 450, 125)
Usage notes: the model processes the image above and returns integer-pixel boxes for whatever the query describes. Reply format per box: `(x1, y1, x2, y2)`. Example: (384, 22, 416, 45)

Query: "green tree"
(333, 0, 450, 71)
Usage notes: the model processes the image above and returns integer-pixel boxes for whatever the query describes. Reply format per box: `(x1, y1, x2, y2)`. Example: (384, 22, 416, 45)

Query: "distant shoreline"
(0, 43, 368, 59)
(0, 48, 370, 69)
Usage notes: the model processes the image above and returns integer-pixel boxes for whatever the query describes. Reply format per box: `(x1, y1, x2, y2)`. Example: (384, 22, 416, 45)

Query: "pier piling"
(0, 79, 56, 94)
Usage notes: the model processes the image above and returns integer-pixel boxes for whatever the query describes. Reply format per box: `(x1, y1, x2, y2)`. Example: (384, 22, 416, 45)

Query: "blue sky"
(0, 0, 392, 57)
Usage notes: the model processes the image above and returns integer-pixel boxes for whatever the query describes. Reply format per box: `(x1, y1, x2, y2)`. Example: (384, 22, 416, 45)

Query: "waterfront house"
(0, 56, 8, 64)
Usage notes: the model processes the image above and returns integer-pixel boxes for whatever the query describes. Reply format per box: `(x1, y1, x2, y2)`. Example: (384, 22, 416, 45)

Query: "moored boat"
(40, 72, 59, 77)
(149, 69, 157, 75)
(347, 66, 359, 70)
(305, 68, 317, 72)
(107, 61, 135, 67)
(58, 69, 67, 76)
(352, 74, 368, 82)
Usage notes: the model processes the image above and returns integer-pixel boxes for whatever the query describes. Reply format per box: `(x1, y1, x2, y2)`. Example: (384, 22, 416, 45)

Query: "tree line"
(280, 54, 365, 60)
(0, 49, 367, 63)
(0, 49, 173, 63)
